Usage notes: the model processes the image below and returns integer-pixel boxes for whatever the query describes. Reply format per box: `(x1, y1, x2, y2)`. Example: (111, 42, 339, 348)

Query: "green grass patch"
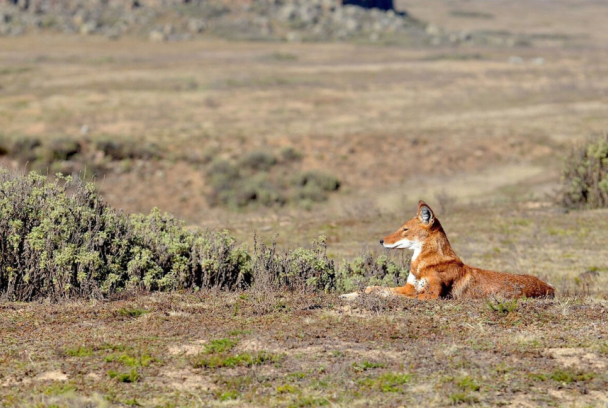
(191, 351, 283, 369)
(65, 346, 94, 357)
(359, 372, 412, 393)
(43, 383, 76, 396)
(351, 361, 386, 372)
(104, 351, 155, 367)
(108, 369, 140, 383)
(528, 373, 547, 382)
(550, 369, 595, 384)
(287, 372, 307, 381)
(288, 396, 329, 408)
(455, 376, 480, 392)
(277, 384, 299, 394)
(486, 297, 518, 314)
(218, 391, 240, 401)
(204, 338, 238, 354)
(449, 392, 480, 405)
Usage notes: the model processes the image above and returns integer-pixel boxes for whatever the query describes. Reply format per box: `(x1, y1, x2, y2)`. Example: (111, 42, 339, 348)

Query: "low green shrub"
(0, 170, 251, 301)
(238, 150, 277, 172)
(292, 171, 340, 193)
(205, 150, 340, 210)
(206, 158, 286, 208)
(0, 134, 163, 177)
(336, 253, 409, 293)
(252, 236, 336, 292)
(279, 146, 303, 162)
(0, 170, 405, 301)
(561, 133, 608, 209)
(94, 139, 160, 161)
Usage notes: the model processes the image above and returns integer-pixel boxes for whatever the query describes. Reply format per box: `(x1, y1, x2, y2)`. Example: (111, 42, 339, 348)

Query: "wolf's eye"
(403, 228, 408, 232)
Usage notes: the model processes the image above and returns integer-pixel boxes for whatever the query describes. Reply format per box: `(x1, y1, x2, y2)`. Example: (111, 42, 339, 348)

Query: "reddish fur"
(367, 201, 554, 299)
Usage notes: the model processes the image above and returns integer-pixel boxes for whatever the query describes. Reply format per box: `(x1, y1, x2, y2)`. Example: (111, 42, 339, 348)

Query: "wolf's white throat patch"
(383, 239, 422, 261)
(406, 272, 427, 292)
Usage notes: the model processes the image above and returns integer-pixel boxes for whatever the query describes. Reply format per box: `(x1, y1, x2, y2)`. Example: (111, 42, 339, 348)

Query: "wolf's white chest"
(406, 272, 427, 292)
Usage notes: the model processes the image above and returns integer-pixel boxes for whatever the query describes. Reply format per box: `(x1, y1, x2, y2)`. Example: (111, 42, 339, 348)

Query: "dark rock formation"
(342, 0, 394, 12)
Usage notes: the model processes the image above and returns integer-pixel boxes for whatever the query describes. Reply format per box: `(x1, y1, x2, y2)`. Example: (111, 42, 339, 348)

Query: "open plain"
(0, 0, 607, 406)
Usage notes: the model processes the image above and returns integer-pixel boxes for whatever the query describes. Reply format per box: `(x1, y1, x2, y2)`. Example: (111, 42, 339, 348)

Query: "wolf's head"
(380, 201, 439, 254)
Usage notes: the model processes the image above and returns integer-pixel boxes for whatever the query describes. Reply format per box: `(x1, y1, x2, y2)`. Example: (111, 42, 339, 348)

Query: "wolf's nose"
(379, 239, 384, 245)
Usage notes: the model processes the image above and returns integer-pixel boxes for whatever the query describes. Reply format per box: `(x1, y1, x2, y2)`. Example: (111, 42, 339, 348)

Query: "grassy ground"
(1, 293, 607, 407)
(1, 0, 608, 406)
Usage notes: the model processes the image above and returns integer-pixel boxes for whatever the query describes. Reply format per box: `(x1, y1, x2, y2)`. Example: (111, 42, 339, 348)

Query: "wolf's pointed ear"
(418, 200, 435, 224)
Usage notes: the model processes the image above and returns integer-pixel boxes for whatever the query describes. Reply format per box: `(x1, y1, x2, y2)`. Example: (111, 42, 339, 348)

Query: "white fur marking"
(383, 238, 422, 258)
(406, 273, 427, 293)
(411, 242, 422, 261)
(416, 278, 427, 291)
(406, 272, 417, 286)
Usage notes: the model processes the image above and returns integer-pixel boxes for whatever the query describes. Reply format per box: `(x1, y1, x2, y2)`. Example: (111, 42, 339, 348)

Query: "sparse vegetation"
(352, 361, 386, 372)
(360, 372, 412, 393)
(64, 346, 94, 357)
(486, 297, 518, 314)
(204, 338, 238, 354)
(116, 307, 149, 318)
(549, 369, 595, 384)
(191, 350, 283, 369)
(1, 5, 608, 407)
(108, 368, 140, 383)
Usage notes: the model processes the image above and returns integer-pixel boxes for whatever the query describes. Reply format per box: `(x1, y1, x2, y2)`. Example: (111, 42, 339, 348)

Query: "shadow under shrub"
(0, 170, 251, 301)
(561, 133, 608, 209)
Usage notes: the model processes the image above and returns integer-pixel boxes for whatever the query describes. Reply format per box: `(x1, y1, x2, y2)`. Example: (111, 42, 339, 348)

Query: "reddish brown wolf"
(362, 201, 554, 299)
